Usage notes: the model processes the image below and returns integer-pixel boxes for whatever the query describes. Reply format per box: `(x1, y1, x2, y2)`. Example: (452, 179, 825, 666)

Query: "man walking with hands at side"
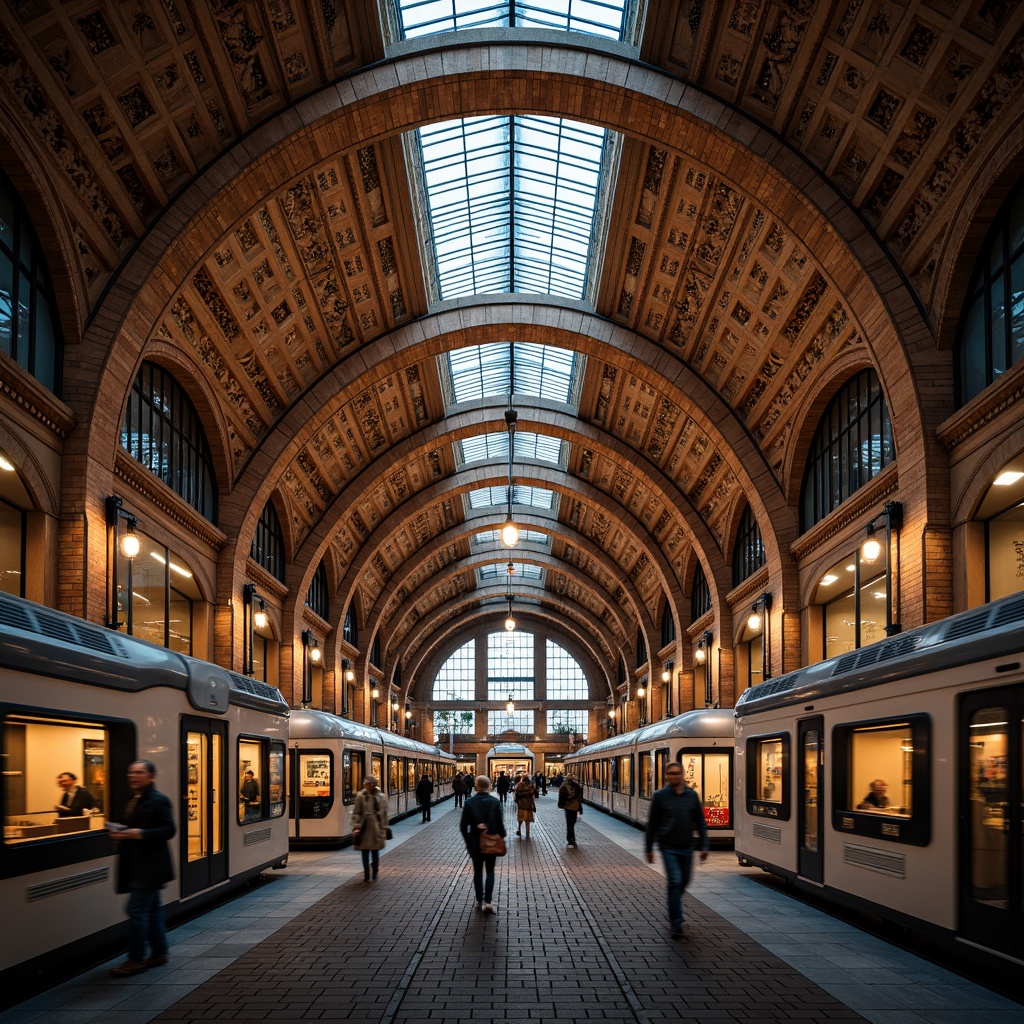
(645, 762, 708, 939)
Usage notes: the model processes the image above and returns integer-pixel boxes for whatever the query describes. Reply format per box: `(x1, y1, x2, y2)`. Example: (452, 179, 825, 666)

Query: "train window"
(405, 759, 416, 791)
(342, 749, 365, 804)
(615, 755, 633, 795)
(831, 716, 930, 845)
(746, 734, 791, 820)
(654, 748, 670, 790)
(639, 752, 653, 798)
(297, 751, 334, 818)
(237, 737, 286, 823)
(372, 753, 383, 785)
(387, 756, 400, 795)
(680, 750, 731, 828)
(610, 757, 619, 792)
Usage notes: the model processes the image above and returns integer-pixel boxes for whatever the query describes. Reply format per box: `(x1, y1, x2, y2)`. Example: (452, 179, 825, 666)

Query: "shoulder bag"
(479, 831, 506, 856)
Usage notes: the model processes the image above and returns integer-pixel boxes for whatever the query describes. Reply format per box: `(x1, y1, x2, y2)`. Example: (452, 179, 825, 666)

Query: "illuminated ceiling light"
(994, 470, 1024, 486)
(820, 573, 838, 586)
(506, 692, 516, 715)
(506, 560, 516, 576)
(501, 516, 520, 548)
(149, 551, 193, 577)
(862, 523, 882, 563)
(846, 564, 856, 572)
(0, 453, 14, 472)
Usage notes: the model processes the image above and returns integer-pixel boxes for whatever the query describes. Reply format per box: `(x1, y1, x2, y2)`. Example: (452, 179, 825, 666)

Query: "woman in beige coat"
(351, 775, 389, 881)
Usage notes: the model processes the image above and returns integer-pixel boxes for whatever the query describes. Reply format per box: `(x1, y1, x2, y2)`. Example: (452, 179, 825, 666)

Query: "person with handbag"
(459, 775, 506, 914)
(513, 773, 536, 839)
(351, 775, 389, 882)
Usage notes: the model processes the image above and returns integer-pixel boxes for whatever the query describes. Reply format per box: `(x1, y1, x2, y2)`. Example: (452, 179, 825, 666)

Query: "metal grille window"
(488, 630, 534, 700)
(691, 562, 712, 622)
(547, 709, 588, 735)
(433, 640, 476, 700)
(636, 628, 646, 668)
(343, 606, 357, 646)
(458, 431, 565, 466)
(370, 634, 381, 668)
(958, 180, 1024, 405)
(121, 362, 217, 522)
(250, 500, 285, 582)
(545, 640, 588, 699)
(479, 562, 542, 580)
(800, 369, 894, 530)
(732, 505, 765, 586)
(444, 342, 581, 408)
(468, 484, 555, 510)
(0, 169, 63, 395)
(305, 560, 328, 620)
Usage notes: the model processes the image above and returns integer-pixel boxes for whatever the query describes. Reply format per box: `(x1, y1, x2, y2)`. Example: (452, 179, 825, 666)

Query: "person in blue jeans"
(644, 762, 708, 939)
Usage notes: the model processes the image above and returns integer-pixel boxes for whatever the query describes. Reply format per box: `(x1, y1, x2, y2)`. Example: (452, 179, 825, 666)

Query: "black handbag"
(385, 827, 393, 840)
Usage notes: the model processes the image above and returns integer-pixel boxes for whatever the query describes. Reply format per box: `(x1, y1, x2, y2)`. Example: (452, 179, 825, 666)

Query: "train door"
(797, 717, 824, 883)
(959, 685, 1023, 959)
(289, 748, 333, 840)
(180, 717, 227, 897)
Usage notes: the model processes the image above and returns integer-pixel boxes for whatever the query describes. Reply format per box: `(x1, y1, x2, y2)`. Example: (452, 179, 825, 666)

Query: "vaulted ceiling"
(3, 0, 1022, 694)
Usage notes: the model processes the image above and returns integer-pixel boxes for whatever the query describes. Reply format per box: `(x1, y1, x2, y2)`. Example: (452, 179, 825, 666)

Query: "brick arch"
(0, 420, 59, 517)
(951, 424, 1024, 527)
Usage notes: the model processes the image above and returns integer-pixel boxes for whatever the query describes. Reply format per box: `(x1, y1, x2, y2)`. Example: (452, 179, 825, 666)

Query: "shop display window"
(680, 750, 731, 828)
(831, 715, 930, 845)
(296, 751, 333, 819)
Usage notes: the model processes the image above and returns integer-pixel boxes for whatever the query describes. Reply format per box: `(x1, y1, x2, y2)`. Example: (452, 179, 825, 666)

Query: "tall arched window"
(0, 168, 63, 395)
(251, 499, 285, 582)
(691, 562, 711, 622)
(305, 560, 328, 620)
(800, 369, 893, 531)
(732, 505, 765, 586)
(343, 605, 357, 646)
(661, 605, 675, 646)
(957, 180, 1024, 405)
(369, 633, 381, 668)
(636, 628, 647, 668)
(122, 362, 217, 521)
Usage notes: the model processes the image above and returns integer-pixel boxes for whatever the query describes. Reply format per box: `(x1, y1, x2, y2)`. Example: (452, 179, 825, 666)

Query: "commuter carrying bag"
(479, 832, 506, 856)
(386, 827, 394, 840)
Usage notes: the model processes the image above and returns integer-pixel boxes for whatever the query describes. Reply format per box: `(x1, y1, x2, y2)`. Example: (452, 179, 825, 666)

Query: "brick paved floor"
(148, 800, 863, 1024)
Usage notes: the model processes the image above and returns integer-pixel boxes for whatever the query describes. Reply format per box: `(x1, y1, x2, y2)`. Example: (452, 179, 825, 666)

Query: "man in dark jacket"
(453, 772, 467, 807)
(495, 771, 511, 804)
(54, 771, 96, 816)
(108, 760, 176, 975)
(644, 762, 708, 939)
(415, 773, 434, 822)
(460, 776, 506, 913)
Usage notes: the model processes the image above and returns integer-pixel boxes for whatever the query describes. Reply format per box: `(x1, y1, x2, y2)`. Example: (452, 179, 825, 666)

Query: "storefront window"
(987, 501, 1024, 601)
(814, 552, 888, 658)
(680, 750, 731, 827)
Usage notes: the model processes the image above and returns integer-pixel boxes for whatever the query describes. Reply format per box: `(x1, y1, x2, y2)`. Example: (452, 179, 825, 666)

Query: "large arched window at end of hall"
(432, 640, 476, 740)
(0, 168, 64, 396)
(957, 179, 1024, 406)
(800, 368, 894, 531)
(732, 505, 765, 587)
(250, 498, 285, 582)
(122, 362, 217, 522)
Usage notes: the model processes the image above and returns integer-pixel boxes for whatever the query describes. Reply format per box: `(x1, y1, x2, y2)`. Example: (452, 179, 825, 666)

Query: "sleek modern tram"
(485, 742, 534, 780)
(0, 591, 290, 1002)
(734, 591, 1024, 969)
(288, 709, 455, 845)
(565, 708, 735, 845)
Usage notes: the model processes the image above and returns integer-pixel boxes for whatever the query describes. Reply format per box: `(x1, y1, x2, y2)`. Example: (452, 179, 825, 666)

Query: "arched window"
(122, 362, 217, 521)
(800, 369, 893, 530)
(732, 505, 765, 586)
(343, 605, 357, 646)
(957, 181, 1024, 405)
(546, 639, 588, 699)
(305, 560, 328, 620)
(636, 629, 647, 668)
(691, 562, 711, 621)
(661, 605, 675, 646)
(251, 499, 285, 582)
(369, 633, 381, 668)
(0, 168, 63, 395)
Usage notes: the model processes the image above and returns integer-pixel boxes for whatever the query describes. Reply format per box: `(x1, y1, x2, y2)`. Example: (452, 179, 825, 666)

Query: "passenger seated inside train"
(857, 779, 890, 810)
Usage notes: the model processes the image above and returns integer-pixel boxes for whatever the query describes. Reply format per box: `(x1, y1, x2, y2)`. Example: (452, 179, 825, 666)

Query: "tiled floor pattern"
(1, 797, 1021, 1023)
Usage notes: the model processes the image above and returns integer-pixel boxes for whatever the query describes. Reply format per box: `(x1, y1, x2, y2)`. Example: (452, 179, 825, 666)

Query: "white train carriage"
(565, 708, 735, 844)
(485, 742, 534, 781)
(0, 592, 289, 1004)
(734, 591, 1024, 970)
(288, 709, 455, 845)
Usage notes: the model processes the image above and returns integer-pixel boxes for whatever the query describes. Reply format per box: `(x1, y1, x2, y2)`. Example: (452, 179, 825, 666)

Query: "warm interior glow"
(820, 573, 838, 586)
(501, 518, 520, 547)
(661, 668, 670, 682)
(150, 551, 193, 577)
(119, 531, 141, 559)
(346, 669, 356, 683)
(0, 453, 15, 472)
(994, 470, 1024, 486)
(748, 611, 762, 632)
(371, 686, 380, 699)
(862, 535, 882, 563)
(253, 607, 268, 630)
(608, 708, 616, 719)
(506, 698, 515, 714)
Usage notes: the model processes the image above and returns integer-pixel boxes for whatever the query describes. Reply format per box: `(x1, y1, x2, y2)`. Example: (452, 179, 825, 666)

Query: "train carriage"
(485, 742, 534, 781)
(288, 709, 455, 845)
(565, 708, 735, 844)
(734, 591, 1024, 970)
(0, 592, 290, 1002)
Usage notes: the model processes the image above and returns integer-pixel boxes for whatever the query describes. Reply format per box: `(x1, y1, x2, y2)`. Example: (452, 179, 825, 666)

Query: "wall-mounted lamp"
(636, 678, 648, 726)
(607, 705, 617, 736)
(370, 682, 380, 726)
(748, 592, 773, 681)
(695, 630, 714, 705)
(243, 583, 267, 677)
(861, 499, 903, 636)
(300, 629, 319, 708)
(106, 496, 140, 631)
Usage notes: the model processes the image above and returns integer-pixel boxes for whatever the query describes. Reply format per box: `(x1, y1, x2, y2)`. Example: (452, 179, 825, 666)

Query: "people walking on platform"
(514, 773, 536, 838)
(551, 771, 564, 790)
(351, 775, 389, 882)
(453, 772, 467, 807)
(645, 762, 708, 939)
(534, 771, 547, 795)
(557, 772, 584, 847)
(415, 773, 434, 822)
(460, 775, 505, 914)
(495, 771, 511, 805)
(54, 770, 95, 817)
(107, 760, 176, 976)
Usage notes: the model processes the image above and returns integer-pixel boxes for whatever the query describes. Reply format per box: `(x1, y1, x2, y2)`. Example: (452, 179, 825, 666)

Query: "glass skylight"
(445, 342, 580, 406)
(468, 485, 555, 510)
(474, 529, 549, 547)
(458, 431, 565, 466)
(395, 0, 631, 43)
(480, 562, 543, 580)
(415, 115, 610, 301)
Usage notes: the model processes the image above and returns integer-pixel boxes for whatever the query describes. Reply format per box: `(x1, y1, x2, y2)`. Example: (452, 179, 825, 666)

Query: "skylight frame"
(479, 561, 543, 581)
(467, 485, 556, 510)
(458, 431, 566, 466)
(473, 529, 549, 547)
(443, 342, 582, 408)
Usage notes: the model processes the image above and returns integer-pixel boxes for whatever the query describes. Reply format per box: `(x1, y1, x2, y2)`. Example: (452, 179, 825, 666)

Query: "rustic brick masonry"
(152, 801, 863, 1024)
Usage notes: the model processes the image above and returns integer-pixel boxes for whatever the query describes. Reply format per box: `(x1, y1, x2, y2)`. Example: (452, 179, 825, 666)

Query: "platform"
(2, 796, 1022, 1024)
